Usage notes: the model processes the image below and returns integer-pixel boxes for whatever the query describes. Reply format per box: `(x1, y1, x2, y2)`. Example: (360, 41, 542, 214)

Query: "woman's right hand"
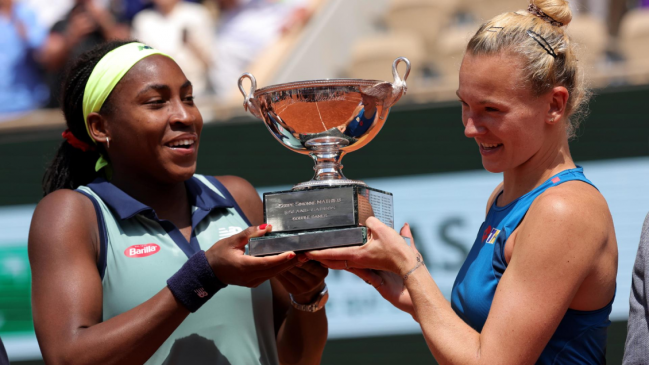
(206, 224, 298, 288)
(341, 223, 418, 318)
(305, 218, 419, 276)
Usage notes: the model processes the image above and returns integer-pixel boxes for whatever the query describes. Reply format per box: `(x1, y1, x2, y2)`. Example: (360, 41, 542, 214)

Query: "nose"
(463, 116, 486, 138)
(169, 98, 195, 127)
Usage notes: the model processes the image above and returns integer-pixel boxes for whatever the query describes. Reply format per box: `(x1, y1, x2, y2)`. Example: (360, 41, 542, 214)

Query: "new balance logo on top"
(195, 288, 208, 298)
(485, 228, 501, 244)
(219, 226, 243, 239)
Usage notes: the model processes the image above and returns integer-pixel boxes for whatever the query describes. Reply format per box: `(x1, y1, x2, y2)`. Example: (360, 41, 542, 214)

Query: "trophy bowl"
(239, 57, 411, 190)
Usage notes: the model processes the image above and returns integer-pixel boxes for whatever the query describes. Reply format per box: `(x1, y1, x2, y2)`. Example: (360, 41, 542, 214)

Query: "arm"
(30, 190, 296, 365)
(406, 187, 612, 364)
(38, 15, 93, 72)
(29, 190, 190, 365)
(623, 213, 649, 364)
(217, 175, 328, 365)
(307, 183, 615, 365)
(341, 181, 506, 318)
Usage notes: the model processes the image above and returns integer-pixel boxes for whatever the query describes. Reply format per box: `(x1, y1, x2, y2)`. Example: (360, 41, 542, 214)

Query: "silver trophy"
(239, 57, 410, 256)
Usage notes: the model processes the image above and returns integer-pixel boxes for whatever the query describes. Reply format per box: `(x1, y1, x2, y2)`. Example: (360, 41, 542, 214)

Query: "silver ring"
(344, 260, 349, 269)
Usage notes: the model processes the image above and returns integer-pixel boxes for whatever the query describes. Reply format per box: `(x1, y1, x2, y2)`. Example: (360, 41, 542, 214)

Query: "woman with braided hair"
(307, 0, 618, 363)
(29, 40, 328, 364)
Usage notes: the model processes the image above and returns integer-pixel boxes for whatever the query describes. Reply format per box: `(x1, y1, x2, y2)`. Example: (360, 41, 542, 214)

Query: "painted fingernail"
(287, 252, 296, 259)
(298, 255, 309, 263)
(258, 223, 268, 230)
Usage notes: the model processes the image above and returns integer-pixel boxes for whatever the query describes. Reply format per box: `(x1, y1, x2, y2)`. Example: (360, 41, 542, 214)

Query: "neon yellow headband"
(82, 42, 172, 173)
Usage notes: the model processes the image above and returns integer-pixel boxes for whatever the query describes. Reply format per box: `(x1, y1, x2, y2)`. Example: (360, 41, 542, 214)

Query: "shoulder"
(32, 189, 96, 225)
(29, 189, 98, 256)
(531, 180, 608, 223)
(633, 212, 649, 264)
(132, 9, 159, 25)
(214, 175, 258, 200)
(641, 213, 649, 243)
(214, 176, 263, 225)
(523, 180, 611, 252)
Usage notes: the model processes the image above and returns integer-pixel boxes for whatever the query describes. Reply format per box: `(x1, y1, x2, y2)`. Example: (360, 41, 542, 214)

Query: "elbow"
(42, 352, 79, 365)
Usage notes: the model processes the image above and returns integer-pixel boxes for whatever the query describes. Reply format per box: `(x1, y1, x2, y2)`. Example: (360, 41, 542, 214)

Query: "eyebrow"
(137, 84, 170, 97)
(455, 90, 504, 106)
(136, 80, 193, 97)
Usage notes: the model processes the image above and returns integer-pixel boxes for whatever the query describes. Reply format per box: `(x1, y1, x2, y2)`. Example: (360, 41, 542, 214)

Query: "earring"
(106, 137, 110, 149)
(550, 117, 555, 123)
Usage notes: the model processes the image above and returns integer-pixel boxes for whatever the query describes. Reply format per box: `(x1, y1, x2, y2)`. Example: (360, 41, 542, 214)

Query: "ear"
(87, 112, 110, 147)
(547, 86, 569, 125)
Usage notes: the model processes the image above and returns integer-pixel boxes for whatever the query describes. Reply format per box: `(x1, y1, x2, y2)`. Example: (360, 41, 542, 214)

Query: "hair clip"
(486, 26, 504, 33)
(526, 30, 558, 58)
(528, 3, 564, 27)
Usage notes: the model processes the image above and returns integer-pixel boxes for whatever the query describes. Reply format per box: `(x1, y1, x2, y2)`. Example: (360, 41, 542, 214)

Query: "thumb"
(231, 224, 272, 249)
(365, 216, 387, 234)
(399, 223, 419, 254)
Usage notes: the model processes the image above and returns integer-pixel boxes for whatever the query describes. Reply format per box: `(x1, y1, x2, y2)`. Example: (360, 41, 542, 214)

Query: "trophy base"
(248, 227, 367, 257)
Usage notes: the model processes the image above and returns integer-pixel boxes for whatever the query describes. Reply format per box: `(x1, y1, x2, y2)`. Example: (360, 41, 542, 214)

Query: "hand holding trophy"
(239, 57, 410, 256)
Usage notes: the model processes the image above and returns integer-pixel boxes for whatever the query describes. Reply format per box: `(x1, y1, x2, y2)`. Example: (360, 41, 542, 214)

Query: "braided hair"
(42, 40, 133, 195)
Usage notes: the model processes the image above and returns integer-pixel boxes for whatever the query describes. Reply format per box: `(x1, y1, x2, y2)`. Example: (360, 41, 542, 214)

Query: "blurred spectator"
(21, 0, 74, 30)
(605, 0, 649, 62)
(118, 0, 154, 23)
(132, 0, 215, 95)
(39, 0, 129, 108)
(571, 0, 609, 20)
(0, 0, 49, 117)
(210, 0, 311, 99)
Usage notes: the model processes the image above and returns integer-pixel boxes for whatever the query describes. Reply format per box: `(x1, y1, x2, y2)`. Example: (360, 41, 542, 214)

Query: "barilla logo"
(485, 228, 501, 244)
(124, 244, 160, 258)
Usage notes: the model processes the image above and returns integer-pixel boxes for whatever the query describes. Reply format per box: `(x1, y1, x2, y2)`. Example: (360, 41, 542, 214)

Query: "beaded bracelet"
(403, 253, 425, 281)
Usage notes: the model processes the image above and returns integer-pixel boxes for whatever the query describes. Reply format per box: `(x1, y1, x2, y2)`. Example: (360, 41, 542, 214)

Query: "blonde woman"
(307, 0, 618, 364)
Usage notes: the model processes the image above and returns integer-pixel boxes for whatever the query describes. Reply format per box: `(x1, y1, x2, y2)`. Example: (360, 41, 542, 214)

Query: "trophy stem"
(292, 137, 367, 190)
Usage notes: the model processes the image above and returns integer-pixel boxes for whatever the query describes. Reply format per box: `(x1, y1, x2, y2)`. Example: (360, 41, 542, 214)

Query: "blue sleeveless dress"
(450, 167, 613, 364)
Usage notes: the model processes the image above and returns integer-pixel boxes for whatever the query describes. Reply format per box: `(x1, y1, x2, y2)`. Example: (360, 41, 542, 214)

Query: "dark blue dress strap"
(75, 189, 108, 280)
(204, 176, 253, 227)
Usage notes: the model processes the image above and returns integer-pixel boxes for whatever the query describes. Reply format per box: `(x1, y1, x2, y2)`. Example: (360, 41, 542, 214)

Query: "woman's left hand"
(275, 256, 328, 303)
(305, 217, 419, 276)
(346, 268, 416, 318)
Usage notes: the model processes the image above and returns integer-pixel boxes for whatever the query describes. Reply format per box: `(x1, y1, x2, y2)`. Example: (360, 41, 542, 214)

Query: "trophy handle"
(238, 73, 263, 119)
(391, 57, 411, 92)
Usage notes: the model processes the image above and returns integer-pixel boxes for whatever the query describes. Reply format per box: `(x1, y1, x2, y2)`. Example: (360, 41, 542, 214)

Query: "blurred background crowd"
(1, 0, 648, 122)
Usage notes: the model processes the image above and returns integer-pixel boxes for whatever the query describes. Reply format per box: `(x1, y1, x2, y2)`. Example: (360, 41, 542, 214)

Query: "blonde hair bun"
(530, 0, 572, 27)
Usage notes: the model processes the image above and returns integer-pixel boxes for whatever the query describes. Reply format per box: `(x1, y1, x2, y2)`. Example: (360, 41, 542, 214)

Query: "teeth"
(168, 139, 195, 147)
(481, 143, 501, 148)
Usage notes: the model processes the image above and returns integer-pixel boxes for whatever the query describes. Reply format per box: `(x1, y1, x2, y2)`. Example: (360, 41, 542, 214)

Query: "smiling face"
(457, 51, 559, 173)
(98, 55, 202, 184)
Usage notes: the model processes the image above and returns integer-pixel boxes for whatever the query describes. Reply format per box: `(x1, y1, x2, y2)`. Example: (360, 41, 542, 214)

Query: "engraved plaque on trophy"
(238, 58, 410, 256)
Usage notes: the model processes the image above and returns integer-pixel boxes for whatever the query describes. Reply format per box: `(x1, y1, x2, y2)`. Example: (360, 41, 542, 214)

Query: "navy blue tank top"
(450, 167, 613, 364)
